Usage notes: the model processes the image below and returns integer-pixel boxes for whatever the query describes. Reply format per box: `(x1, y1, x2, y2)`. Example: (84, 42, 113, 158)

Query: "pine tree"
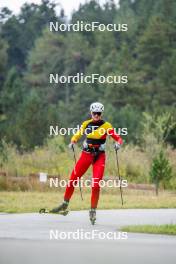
(150, 150, 172, 195)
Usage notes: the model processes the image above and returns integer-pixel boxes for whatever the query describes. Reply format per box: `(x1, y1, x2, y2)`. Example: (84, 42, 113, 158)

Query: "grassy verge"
(121, 224, 176, 235)
(0, 190, 176, 213)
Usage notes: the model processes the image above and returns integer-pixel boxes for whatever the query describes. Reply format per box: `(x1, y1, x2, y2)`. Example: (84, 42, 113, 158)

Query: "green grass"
(0, 189, 176, 213)
(121, 224, 176, 235)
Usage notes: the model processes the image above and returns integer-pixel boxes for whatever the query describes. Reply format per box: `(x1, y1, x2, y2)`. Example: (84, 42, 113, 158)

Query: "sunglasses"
(92, 112, 102, 116)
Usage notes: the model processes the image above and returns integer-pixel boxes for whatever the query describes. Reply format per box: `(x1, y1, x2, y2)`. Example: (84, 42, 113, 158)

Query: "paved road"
(0, 209, 176, 264)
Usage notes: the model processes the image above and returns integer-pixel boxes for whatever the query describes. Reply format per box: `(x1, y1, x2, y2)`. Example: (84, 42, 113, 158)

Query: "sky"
(0, 0, 119, 18)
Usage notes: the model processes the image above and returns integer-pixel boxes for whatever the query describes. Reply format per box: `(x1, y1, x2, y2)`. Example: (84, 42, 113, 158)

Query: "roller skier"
(47, 102, 123, 224)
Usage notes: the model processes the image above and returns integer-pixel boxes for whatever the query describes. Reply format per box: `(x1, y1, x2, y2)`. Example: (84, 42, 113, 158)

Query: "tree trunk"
(155, 180, 159, 196)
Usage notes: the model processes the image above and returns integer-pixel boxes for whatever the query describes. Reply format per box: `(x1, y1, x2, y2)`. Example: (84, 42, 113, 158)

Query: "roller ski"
(89, 209, 96, 225)
(39, 201, 69, 216)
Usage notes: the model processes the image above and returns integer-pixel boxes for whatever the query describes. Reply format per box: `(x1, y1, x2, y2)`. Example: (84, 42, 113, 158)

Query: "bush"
(150, 150, 172, 195)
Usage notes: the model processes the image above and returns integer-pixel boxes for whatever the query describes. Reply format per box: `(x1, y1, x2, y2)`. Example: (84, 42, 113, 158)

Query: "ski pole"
(115, 149, 124, 206)
(72, 145, 83, 201)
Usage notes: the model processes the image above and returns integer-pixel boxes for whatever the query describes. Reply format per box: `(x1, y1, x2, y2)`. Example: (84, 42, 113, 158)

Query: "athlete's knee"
(92, 177, 102, 189)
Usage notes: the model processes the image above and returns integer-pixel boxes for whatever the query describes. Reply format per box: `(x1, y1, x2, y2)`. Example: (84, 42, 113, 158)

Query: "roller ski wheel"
(89, 209, 96, 225)
(60, 210, 69, 216)
(39, 201, 69, 216)
(39, 208, 69, 216)
(39, 208, 47, 214)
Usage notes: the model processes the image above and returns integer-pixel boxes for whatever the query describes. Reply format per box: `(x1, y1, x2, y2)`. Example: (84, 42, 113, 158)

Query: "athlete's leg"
(91, 152, 106, 209)
(64, 151, 93, 201)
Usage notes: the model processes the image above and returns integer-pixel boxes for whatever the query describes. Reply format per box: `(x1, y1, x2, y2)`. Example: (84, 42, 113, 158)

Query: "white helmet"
(90, 102, 104, 112)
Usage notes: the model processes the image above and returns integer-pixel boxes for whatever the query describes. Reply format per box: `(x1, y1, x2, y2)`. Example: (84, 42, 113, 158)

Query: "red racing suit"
(64, 119, 123, 209)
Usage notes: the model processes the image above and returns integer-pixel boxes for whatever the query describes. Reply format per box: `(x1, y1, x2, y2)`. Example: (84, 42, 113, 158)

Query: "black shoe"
(50, 201, 69, 214)
(89, 208, 96, 225)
